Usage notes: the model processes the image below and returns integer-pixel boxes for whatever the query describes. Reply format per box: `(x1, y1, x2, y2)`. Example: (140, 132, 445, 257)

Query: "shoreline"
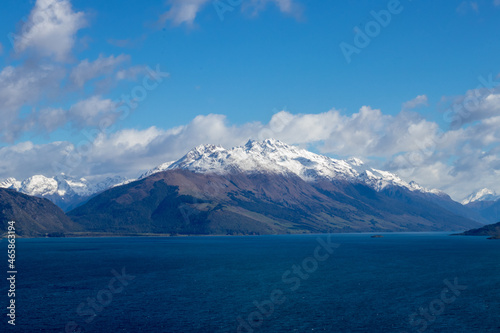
(0, 230, 472, 240)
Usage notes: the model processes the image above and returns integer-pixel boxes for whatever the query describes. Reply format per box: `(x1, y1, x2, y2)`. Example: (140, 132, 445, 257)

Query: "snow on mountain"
(0, 173, 128, 210)
(138, 161, 176, 180)
(462, 188, 500, 205)
(91, 176, 130, 193)
(21, 175, 59, 196)
(168, 139, 359, 181)
(346, 157, 364, 166)
(0, 177, 21, 191)
(145, 139, 439, 195)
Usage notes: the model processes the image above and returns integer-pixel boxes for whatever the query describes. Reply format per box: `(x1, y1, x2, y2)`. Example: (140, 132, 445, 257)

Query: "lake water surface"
(1, 232, 499, 332)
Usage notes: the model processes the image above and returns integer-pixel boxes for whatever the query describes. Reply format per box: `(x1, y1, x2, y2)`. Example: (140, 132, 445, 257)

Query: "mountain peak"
(21, 175, 59, 196)
(139, 139, 438, 197)
(138, 161, 176, 179)
(245, 138, 283, 149)
(0, 177, 21, 191)
(347, 157, 364, 166)
(185, 144, 226, 159)
(462, 188, 499, 205)
(0, 173, 129, 210)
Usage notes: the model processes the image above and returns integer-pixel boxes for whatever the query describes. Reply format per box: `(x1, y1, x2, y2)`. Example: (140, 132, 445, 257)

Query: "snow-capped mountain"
(462, 188, 500, 205)
(138, 161, 176, 180)
(69, 139, 482, 235)
(145, 139, 439, 196)
(0, 174, 128, 211)
(0, 178, 22, 191)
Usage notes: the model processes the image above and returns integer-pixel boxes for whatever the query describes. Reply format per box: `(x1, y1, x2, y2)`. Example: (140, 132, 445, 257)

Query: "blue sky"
(0, 0, 499, 200)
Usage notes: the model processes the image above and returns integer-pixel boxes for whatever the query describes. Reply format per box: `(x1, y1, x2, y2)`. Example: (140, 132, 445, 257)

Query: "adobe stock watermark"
(61, 267, 135, 333)
(401, 278, 467, 333)
(236, 235, 340, 332)
(213, 0, 243, 21)
(340, 0, 410, 64)
(7, 1, 55, 49)
(51, 64, 169, 176)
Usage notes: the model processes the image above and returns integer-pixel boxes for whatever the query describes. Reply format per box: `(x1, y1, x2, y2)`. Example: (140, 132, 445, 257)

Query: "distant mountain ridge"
(462, 188, 500, 205)
(460, 188, 500, 224)
(0, 174, 127, 211)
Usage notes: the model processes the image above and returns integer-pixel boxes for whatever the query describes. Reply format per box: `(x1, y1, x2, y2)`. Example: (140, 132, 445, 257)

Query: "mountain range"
(462, 190, 500, 224)
(67, 139, 484, 235)
(462, 188, 500, 205)
(1, 139, 498, 236)
(0, 174, 127, 211)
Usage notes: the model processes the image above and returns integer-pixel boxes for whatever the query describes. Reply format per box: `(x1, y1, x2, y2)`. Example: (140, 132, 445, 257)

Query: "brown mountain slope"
(0, 188, 81, 237)
(458, 221, 500, 239)
(68, 169, 481, 235)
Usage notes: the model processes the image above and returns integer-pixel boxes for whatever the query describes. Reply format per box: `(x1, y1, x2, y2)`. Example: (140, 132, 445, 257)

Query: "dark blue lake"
(1, 233, 499, 332)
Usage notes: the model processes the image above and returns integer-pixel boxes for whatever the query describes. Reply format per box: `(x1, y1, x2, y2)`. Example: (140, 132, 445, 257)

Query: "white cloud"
(402, 94, 428, 110)
(70, 54, 130, 88)
(158, 0, 301, 27)
(0, 141, 75, 180)
(114, 65, 147, 81)
(158, 0, 210, 26)
(0, 63, 65, 141)
(495, 0, 500, 7)
(13, 0, 87, 61)
(445, 88, 500, 128)
(67, 96, 120, 128)
(35, 107, 67, 132)
(31, 96, 120, 134)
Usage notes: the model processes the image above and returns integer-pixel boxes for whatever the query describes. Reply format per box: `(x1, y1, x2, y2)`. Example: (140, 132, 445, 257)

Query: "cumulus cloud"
(402, 95, 428, 110)
(13, 0, 87, 61)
